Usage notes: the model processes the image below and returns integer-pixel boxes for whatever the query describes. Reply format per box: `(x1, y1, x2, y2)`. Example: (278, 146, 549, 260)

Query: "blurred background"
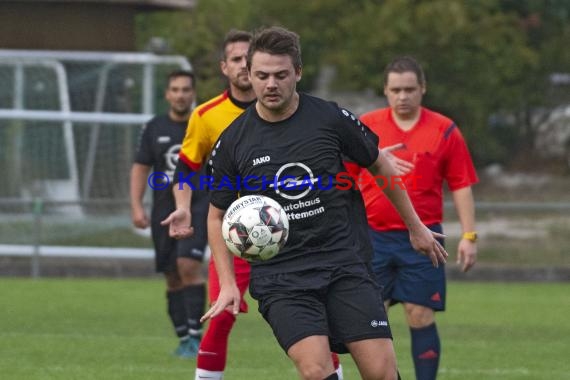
(0, 0, 568, 279)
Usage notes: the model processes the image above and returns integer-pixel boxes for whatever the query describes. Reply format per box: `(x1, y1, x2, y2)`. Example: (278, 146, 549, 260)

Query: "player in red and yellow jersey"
(178, 89, 252, 172)
(346, 56, 478, 380)
(162, 30, 254, 379)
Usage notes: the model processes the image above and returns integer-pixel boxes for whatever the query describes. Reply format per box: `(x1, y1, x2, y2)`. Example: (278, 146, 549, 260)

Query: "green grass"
(0, 279, 568, 379)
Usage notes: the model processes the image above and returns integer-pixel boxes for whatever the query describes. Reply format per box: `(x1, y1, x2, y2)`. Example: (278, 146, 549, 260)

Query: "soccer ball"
(222, 195, 289, 262)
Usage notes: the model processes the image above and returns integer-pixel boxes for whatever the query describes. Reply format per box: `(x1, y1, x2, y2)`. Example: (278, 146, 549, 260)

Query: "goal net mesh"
(0, 51, 191, 249)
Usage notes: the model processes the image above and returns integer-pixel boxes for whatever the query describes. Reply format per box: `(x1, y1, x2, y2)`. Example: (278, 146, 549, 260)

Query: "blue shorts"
(369, 225, 446, 311)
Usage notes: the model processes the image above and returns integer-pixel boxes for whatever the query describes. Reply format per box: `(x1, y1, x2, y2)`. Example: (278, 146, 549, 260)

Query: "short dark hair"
(167, 70, 195, 88)
(247, 26, 302, 71)
(221, 29, 253, 60)
(383, 56, 425, 87)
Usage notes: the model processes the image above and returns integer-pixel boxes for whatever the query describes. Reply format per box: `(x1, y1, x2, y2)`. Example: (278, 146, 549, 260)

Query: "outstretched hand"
(200, 285, 241, 322)
(409, 226, 448, 267)
(382, 143, 414, 176)
(160, 208, 194, 239)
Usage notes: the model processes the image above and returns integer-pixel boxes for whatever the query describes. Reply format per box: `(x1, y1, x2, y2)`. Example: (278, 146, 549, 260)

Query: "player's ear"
(295, 67, 302, 82)
(220, 60, 228, 76)
(421, 83, 427, 95)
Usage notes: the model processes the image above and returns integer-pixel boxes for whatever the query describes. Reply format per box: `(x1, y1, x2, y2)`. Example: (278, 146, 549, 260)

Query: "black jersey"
(208, 93, 380, 277)
(135, 115, 207, 220)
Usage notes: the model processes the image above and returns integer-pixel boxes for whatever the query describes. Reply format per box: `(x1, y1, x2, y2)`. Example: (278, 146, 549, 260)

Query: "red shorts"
(208, 255, 250, 313)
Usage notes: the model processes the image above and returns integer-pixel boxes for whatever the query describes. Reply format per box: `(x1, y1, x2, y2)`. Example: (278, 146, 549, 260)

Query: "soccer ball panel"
(238, 207, 262, 228)
(258, 243, 279, 261)
(260, 205, 281, 225)
(248, 225, 272, 246)
(271, 229, 284, 244)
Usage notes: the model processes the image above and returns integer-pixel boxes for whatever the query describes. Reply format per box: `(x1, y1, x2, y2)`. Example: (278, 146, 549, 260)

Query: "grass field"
(1, 279, 568, 379)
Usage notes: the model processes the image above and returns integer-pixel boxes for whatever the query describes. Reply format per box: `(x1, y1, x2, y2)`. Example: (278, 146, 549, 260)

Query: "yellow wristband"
(462, 231, 478, 242)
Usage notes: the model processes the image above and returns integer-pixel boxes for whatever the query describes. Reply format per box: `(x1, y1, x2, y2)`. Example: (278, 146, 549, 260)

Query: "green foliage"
(136, 1, 252, 101)
(244, 0, 371, 91)
(135, 0, 570, 168)
(333, 0, 539, 165)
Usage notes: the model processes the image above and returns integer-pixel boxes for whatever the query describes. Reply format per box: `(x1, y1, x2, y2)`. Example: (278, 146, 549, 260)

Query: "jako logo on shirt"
(370, 320, 388, 328)
(253, 155, 271, 166)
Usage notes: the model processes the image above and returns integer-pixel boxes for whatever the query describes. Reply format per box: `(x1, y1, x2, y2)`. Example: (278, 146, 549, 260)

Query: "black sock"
(167, 289, 188, 340)
(181, 284, 206, 338)
(323, 373, 338, 380)
(411, 323, 440, 380)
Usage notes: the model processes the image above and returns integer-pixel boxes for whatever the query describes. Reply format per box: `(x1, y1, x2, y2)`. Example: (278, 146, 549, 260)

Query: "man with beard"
(130, 70, 208, 358)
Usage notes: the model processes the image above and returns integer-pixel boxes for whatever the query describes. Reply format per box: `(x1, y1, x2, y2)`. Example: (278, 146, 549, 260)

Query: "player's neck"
(391, 108, 421, 131)
(256, 92, 299, 123)
(230, 86, 256, 104)
(168, 109, 190, 123)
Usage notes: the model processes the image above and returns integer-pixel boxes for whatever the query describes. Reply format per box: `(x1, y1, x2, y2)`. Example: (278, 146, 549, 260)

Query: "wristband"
(462, 231, 478, 242)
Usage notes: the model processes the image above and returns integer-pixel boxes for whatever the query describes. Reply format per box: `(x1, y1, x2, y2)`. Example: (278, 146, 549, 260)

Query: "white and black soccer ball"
(222, 195, 289, 262)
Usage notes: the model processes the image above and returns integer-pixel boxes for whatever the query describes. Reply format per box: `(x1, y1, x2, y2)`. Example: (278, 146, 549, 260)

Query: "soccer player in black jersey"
(162, 30, 344, 380)
(130, 70, 208, 358)
(202, 27, 448, 380)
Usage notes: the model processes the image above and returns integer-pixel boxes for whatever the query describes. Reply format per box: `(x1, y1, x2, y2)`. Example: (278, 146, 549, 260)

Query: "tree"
(136, 0, 569, 168)
(330, 0, 539, 165)
(136, 1, 252, 101)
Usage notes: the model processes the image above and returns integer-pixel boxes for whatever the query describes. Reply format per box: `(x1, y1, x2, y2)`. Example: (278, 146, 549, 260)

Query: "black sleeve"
(134, 123, 153, 165)
(208, 133, 240, 210)
(173, 158, 192, 185)
(336, 107, 379, 167)
(173, 156, 209, 202)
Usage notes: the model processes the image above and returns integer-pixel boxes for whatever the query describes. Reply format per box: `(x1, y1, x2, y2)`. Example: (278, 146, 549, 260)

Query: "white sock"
(336, 364, 344, 380)
(195, 368, 223, 380)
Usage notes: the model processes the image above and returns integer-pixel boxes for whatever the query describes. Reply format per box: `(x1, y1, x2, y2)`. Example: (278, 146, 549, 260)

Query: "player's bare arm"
(368, 148, 448, 267)
(129, 163, 151, 229)
(201, 205, 241, 322)
(452, 186, 478, 272)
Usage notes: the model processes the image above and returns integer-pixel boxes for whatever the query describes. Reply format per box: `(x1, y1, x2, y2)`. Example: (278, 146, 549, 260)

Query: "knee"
(404, 304, 434, 328)
(369, 351, 398, 380)
(165, 271, 182, 290)
(379, 365, 399, 380)
(296, 362, 331, 380)
(176, 258, 204, 285)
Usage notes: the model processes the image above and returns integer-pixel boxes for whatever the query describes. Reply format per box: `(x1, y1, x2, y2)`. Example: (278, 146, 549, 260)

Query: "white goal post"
(0, 49, 192, 273)
(0, 49, 192, 203)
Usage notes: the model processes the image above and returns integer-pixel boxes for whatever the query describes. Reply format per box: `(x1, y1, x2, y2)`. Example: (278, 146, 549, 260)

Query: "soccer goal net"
(0, 50, 192, 259)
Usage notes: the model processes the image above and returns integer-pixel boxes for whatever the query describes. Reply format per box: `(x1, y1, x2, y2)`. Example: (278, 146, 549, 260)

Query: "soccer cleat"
(174, 336, 200, 359)
(187, 336, 201, 356)
(173, 339, 189, 357)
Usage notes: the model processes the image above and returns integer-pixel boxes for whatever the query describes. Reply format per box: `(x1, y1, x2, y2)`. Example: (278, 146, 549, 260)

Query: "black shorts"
(250, 263, 392, 354)
(150, 211, 207, 273)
